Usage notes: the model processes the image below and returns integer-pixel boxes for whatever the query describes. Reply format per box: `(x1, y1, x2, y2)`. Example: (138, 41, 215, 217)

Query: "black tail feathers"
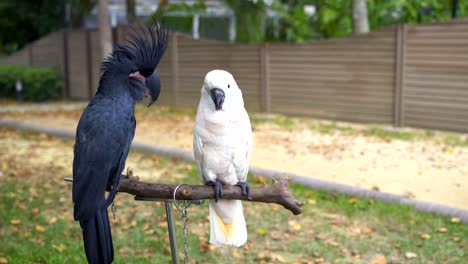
(80, 209, 114, 264)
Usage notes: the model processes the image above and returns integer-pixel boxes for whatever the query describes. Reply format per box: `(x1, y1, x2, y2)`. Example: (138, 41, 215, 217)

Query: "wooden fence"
(1, 19, 468, 132)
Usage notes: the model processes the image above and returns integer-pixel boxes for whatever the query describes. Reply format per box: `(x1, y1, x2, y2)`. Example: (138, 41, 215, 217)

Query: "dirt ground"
(1, 104, 467, 209)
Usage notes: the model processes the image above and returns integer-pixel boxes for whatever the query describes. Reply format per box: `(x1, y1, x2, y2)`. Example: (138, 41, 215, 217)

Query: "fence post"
(85, 30, 94, 99)
(62, 31, 70, 99)
(394, 24, 406, 127)
(171, 33, 179, 109)
(260, 43, 270, 112)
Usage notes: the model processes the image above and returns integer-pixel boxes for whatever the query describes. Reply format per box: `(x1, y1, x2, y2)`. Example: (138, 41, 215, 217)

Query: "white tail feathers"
(209, 200, 247, 247)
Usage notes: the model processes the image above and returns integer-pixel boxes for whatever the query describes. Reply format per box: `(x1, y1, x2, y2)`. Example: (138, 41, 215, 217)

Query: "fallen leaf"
(52, 243, 67, 252)
(348, 197, 359, 204)
(325, 240, 339, 247)
(199, 237, 215, 252)
(232, 251, 241, 258)
(369, 255, 386, 264)
(256, 228, 267, 235)
(314, 257, 325, 263)
(35, 225, 46, 233)
(130, 220, 137, 227)
(419, 233, 431, 240)
(270, 231, 283, 240)
(255, 252, 271, 261)
(292, 224, 301, 231)
(31, 208, 40, 217)
(10, 219, 21, 225)
(308, 199, 316, 205)
(363, 227, 375, 234)
(451, 217, 461, 223)
(405, 252, 417, 259)
(144, 229, 155, 235)
(253, 175, 268, 184)
(444, 147, 454, 154)
(437, 227, 447, 233)
(0, 257, 7, 264)
(452, 237, 461, 242)
(48, 217, 57, 225)
(271, 253, 287, 263)
(119, 247, 131, 255)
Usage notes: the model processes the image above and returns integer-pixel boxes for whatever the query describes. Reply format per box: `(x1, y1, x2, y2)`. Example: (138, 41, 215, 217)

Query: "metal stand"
(135, 196, 204, 264)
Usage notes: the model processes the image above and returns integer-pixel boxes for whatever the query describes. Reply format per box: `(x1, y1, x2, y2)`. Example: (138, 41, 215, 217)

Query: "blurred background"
(0, 1, 467, 263)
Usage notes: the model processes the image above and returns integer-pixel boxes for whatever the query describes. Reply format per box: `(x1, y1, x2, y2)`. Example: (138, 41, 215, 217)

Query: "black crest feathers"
(100, 23, 169, 78)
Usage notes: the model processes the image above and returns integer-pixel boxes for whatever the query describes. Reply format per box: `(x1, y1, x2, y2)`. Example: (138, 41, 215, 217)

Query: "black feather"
(73, 23, 168, 264)
(99, 23, 168, 85)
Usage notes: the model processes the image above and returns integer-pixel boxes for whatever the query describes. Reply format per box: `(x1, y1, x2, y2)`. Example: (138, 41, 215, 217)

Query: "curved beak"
(145, 71, 161, 107)
(210, 88, 225, 111)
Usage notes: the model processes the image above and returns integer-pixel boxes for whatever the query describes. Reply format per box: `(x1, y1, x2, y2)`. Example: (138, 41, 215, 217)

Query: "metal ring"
(173, 183, 187, 203)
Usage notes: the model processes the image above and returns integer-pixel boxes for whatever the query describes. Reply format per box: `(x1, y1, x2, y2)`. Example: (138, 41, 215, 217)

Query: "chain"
(173, 184, 192, 264)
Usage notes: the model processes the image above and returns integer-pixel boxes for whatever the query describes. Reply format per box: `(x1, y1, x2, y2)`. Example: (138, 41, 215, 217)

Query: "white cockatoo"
(193, 69, 253, 247)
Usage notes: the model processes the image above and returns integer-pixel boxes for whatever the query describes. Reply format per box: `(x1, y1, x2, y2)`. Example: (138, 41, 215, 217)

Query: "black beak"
(210, 88, 225, 111)
(145, 71, 161, 107)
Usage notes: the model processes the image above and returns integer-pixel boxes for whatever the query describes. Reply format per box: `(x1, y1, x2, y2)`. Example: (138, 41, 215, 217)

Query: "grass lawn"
(0, 128, 466, 264)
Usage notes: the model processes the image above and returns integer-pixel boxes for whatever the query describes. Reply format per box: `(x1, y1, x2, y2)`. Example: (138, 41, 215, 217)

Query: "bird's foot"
(206, 180, 224, 202)
(235, 181, 252, 200)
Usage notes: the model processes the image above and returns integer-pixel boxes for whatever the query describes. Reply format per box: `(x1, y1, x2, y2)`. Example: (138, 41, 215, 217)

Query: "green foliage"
(0, 0, 96, 55)
(266, 0, 318, 43)
(315, 0, 468, 38)
(161, 16, 194, 34)
(315, 0, 353, 38)
(225, 0, 269, 44)
(0, 65, 63, 101)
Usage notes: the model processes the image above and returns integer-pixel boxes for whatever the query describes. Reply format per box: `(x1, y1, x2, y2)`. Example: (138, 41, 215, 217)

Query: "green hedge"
(0, 65, 63, 101)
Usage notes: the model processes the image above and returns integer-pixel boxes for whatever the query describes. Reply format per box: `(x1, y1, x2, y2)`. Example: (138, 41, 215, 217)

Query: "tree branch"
(116, 170, 304, 215)
(66, 170, 304, 215)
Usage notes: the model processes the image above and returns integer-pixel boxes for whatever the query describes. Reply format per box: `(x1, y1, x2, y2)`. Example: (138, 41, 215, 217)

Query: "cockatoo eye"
(228, 84, 230, 88)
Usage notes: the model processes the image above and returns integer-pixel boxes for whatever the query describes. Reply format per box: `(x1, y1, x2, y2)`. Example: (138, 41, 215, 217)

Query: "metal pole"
(165, 201, 179, 264)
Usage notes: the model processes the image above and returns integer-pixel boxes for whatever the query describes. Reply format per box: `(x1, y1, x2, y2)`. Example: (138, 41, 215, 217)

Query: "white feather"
(193, 70, 252, 247)
(209, 200, 247, 247)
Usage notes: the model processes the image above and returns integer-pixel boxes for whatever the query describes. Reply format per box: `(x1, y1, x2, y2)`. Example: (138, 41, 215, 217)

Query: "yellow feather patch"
(215, 212, 238, 240)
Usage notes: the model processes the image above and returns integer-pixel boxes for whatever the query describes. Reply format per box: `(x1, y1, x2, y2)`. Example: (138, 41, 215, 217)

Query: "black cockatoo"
(72, 24, 168, 264)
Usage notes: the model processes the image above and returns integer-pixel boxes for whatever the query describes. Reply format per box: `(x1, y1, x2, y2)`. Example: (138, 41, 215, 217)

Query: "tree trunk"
(126, 0, 136, 23)
(352, 0, 369, 34)
(98, 0, 113, 59)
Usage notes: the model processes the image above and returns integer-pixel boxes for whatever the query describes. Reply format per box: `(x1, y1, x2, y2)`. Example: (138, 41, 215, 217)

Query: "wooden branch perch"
(116, 170, 304, 215)
(66, 170, 304, 215)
